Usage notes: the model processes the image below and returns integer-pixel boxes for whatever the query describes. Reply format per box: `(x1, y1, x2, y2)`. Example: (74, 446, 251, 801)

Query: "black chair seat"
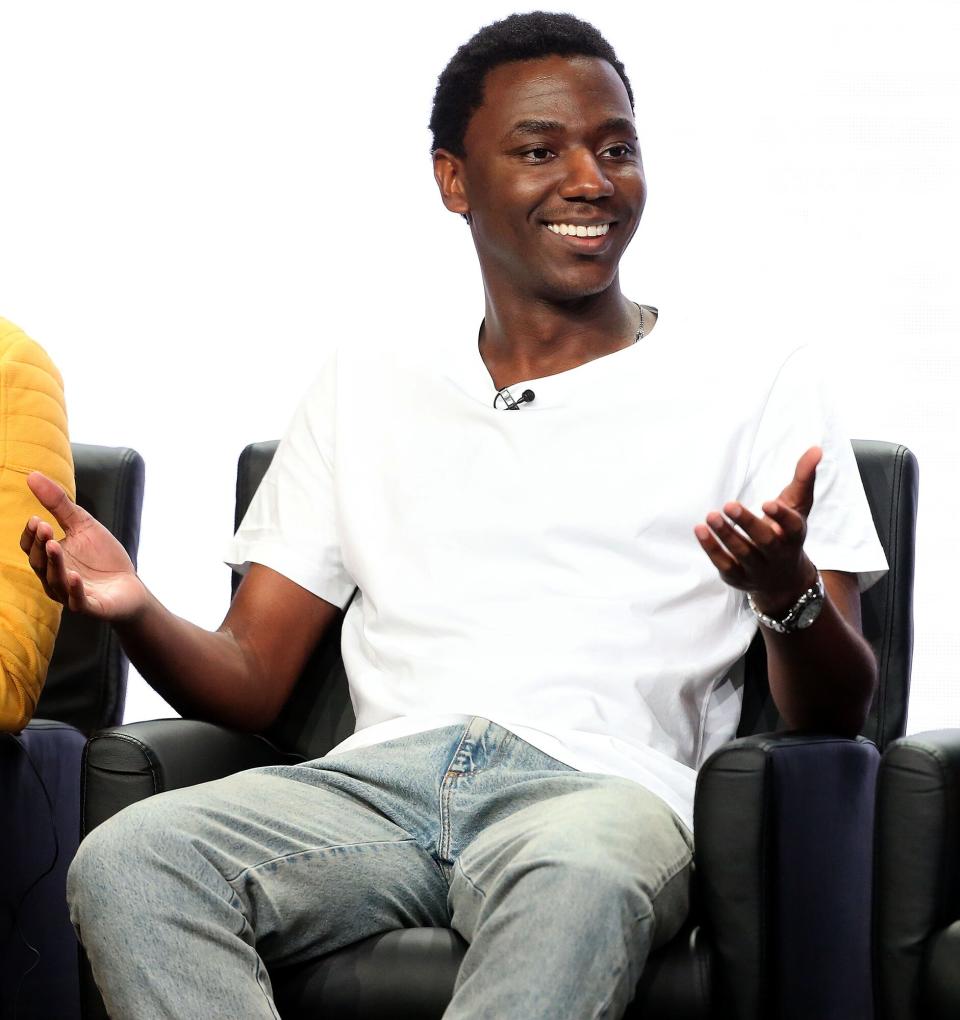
(273, 921, 713, 1020)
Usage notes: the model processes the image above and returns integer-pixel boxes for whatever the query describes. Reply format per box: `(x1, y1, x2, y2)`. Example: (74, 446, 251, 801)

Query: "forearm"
(694, 450, 879, 736)
(761, 595, 877, 737)
(23, 474, 295, 732)
(114, 586, 270, 732)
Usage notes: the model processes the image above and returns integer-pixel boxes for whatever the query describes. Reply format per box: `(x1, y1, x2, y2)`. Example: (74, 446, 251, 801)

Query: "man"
(22, 12, 887, 1019)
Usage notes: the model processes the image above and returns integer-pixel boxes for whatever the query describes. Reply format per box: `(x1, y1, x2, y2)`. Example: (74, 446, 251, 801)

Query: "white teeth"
(546, 222, 610, 237)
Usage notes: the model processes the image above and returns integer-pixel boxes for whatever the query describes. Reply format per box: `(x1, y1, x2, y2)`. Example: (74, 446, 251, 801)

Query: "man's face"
(435, 54, 645, 303)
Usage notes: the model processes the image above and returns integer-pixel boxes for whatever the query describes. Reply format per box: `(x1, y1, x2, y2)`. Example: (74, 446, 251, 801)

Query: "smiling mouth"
(544, 222, 612, 237)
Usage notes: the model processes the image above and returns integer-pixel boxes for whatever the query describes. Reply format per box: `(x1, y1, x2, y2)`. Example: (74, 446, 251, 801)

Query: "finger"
(20, 516, 40, 555)
(762, 500, 806, 539)
(778, 446, 822, 515)
(724, 502, 783, 548)
(694, 524, 746, 583)
(28, 520, 54, 575)
(26, 472, 86, 532)
(45, 539, 73, 602)
(705, 511, 758, 564)
(24, 528, 60, 603)
(47, 541, 90, 613)
(65, 569, 88, 614)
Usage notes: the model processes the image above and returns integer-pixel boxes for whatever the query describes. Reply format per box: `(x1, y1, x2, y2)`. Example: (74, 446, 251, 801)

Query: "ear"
(433, 148, 471, 219)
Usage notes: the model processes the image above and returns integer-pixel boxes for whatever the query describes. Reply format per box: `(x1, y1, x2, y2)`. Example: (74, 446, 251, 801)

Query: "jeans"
(67, 717, 694, 1019)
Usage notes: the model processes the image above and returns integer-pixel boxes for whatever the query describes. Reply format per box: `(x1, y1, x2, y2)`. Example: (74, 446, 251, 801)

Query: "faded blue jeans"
(67, 717, 694, 1019)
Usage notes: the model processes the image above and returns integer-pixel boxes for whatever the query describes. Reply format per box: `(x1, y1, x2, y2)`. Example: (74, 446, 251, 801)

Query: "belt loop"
(449, 717, 493, 774)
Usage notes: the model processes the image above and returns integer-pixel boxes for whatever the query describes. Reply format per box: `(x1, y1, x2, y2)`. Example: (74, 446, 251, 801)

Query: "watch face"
(797, 599, 824, 630)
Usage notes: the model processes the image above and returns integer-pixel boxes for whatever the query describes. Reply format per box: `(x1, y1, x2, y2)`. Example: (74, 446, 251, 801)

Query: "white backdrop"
(1, 1, 957, 733)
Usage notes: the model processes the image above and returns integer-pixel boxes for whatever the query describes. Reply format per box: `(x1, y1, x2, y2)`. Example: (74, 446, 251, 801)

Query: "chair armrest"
(874, 729, 960, 1020)
(82, 718, 300, 835)
(925, 922, 960, 1020)
(695, 731, 879, 1020)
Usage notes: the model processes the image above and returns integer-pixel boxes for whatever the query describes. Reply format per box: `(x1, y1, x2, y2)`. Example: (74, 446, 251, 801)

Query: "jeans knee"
(567, 851, 653, 911)
(67, 798, 177, 924)
(503, 840, 644, 908)
(554, 841, 692, 948)
(67, 823, 117, 928)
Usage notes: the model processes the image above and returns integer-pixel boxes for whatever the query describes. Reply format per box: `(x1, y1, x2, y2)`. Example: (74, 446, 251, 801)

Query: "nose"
(558, 147, 615, 201)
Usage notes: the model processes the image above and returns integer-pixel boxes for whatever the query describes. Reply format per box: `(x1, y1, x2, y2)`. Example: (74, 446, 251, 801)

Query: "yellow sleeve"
(0, 317, 75, 732)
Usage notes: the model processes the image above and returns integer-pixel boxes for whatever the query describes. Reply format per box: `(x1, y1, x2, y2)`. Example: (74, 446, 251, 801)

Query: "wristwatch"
(747, 572, 825, 634)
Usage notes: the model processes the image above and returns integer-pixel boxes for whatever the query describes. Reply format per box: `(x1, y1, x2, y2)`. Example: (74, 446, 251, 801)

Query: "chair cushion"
(271, 921, 713, 1019)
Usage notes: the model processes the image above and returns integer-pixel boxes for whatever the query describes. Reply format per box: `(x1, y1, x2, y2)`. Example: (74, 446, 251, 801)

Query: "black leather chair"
(79, 439, 917, 1020)
(874, 729, 960, 1020)
(1, 444, 144, 1020)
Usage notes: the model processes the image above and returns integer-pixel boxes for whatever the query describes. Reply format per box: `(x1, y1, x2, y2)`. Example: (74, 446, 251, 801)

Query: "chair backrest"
(37, 443, 145, 735)
(234, 439, 918, 760)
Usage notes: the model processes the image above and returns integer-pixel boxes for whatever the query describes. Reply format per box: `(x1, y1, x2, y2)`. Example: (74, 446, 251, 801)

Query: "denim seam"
(233, 910, 282, 1019)
(253, 955, 281, 1020)
(439, 724, 478, 861)
(647, 856, 693, 942)
(222, 837, 421, 886)
(648, 849, 695, 902)
(439, 773, 455, 862)
(452, 855, 487, 899)
(591, 848, 692, 1020)
(591, 904, 656, 1020)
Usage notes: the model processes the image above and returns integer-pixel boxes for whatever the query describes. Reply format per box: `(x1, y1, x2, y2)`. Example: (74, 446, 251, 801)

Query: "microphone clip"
(494, 387, 536, 410)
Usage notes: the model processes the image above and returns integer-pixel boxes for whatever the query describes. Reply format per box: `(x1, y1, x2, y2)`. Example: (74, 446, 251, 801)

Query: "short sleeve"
(738, 345, 888, 593)
(224, 350, 356, 608)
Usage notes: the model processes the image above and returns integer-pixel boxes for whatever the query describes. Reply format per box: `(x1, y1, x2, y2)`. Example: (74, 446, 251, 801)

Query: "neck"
(478, 278, 640, 390)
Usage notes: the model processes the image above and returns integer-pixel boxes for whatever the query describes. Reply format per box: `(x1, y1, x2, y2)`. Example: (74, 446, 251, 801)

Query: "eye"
(602, 142, 636, 159)
(521, 147, 554, 163)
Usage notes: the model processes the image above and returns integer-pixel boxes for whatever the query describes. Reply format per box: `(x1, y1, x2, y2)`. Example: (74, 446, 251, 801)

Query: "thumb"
(27, 472, 87, 532)
(778, 446, 822, 516)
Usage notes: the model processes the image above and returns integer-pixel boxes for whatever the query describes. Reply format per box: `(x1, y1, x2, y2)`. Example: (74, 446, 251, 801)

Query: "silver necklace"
(634, 303, 645, 343)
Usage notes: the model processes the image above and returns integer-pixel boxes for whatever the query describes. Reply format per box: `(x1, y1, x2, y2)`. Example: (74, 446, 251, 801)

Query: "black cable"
(2, 731, 60, 1020)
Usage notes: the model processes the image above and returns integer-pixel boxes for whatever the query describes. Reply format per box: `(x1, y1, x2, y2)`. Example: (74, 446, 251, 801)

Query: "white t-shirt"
(225, 307, 888, 833)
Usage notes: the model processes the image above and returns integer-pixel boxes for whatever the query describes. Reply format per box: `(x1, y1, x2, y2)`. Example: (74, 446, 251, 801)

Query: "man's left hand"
(694, 446, 822, 616)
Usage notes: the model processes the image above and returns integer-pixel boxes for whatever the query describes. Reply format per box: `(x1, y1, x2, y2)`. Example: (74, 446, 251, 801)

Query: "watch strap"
(748, 572, 825, 634)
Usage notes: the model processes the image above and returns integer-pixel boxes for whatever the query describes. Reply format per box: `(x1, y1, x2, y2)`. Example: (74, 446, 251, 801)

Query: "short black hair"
(429, 11, 634, 157)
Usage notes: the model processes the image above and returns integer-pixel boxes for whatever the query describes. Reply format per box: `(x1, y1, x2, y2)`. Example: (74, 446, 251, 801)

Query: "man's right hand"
(21, 472, 147, 621)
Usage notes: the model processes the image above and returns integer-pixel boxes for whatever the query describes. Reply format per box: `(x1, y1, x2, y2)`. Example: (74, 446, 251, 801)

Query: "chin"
(538, 269, 620, 303)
